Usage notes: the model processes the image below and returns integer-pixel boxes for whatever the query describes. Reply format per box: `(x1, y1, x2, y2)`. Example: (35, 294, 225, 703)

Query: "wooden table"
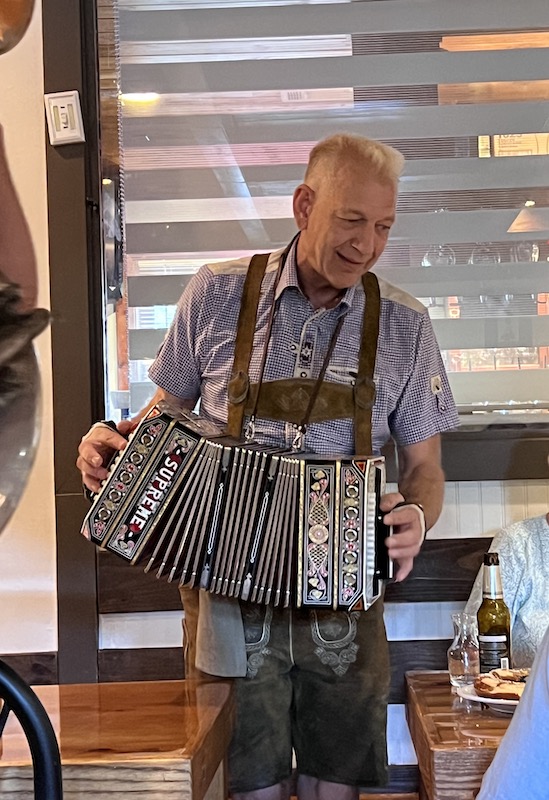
(406, 671, 513, 800)
(0, 679, 234, 800)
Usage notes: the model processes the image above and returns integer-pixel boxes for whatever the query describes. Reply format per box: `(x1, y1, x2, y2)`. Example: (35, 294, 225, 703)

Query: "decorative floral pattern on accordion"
(304, 464, 367, 607)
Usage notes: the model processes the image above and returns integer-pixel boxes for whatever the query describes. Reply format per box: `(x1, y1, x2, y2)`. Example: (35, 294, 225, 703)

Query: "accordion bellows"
(81, 403, 392, 610)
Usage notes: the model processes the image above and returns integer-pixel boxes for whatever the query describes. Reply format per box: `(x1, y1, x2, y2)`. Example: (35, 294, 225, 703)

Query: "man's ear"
(293, 184, 314, 230)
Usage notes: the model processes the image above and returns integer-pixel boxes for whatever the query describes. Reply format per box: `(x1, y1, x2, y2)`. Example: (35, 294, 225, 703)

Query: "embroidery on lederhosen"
(243, 604, 273, 678)
(310, 610, 361, 677)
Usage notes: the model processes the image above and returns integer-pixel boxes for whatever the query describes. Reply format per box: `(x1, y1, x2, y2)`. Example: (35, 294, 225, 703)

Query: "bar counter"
(0, 679, 234, 800)
(406, 670, 514, 800)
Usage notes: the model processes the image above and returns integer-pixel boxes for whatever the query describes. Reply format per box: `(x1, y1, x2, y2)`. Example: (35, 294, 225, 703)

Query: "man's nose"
(352, 224, 376, 254)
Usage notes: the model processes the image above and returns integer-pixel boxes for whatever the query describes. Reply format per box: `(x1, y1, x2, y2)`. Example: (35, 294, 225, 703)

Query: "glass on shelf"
(469, 242, 501, 265)
(421, 243, 456, 268)
(510, 241, 540, 263)
(447, 612, 480, 687)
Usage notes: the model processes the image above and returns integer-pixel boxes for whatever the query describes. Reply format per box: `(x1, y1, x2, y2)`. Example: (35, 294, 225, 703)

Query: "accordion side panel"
(363, 460, 378, 608)
(299, 461, 337, 608)
(337, 459, 365, 610)
(81, 412, 176, 547)
(104, 425, 203, 563)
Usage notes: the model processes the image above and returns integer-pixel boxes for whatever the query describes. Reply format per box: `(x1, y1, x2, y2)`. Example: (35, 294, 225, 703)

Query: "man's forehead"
(335, 194, 397, 219)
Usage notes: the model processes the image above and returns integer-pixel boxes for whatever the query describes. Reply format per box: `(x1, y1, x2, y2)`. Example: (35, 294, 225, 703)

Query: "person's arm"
(76, 388, 196, 493)
(77, 264, 210, 493)
(380, 434, 444, 582)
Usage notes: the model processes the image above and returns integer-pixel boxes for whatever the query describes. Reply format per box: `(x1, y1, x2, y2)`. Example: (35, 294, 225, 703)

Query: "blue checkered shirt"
(149, 239, 459, 455)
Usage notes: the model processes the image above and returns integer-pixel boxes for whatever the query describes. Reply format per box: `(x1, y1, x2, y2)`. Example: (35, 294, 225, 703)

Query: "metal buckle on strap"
(291, 425, 306, 452)
(244, 415, 256, 442)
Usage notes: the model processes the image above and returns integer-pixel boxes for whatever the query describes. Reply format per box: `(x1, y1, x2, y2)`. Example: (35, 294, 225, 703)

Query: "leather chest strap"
(354, 271, 380, 456)
(226, 252, 270, 438)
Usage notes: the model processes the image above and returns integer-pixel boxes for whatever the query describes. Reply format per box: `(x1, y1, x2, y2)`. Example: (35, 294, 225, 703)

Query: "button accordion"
(81, 404, 393, 610)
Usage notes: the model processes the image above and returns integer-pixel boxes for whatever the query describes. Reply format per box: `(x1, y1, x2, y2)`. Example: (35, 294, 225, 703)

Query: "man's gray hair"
(304, 133, 405, 188)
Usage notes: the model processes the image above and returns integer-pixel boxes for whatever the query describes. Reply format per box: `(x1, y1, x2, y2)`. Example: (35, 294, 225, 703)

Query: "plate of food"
(456, 668, 530, 713)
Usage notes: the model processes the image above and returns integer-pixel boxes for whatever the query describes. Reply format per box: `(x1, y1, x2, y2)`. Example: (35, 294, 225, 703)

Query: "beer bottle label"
(479, 634, 509, 671)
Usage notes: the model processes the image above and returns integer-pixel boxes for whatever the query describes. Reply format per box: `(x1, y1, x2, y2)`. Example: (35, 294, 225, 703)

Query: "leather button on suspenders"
(226, 247, 381, 455)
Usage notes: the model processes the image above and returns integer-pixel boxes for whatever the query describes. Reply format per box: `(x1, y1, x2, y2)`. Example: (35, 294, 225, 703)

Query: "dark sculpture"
(0, 21, 62, 787)
(0, 1, 35, 55)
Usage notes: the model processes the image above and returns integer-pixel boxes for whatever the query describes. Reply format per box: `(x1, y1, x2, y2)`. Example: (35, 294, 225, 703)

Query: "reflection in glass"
(510, 241, 540, 263)
(421, 244, 456, 268)
(96, 2, 549, 418)
(468, 242, 501, 265)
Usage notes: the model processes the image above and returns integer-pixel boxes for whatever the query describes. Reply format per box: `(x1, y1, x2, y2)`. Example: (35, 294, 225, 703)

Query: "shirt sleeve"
(475, 623, 549, 800)
(389, 309, 459, 446)
(148, 265, 211, 402)
(492, 527, 529, 631)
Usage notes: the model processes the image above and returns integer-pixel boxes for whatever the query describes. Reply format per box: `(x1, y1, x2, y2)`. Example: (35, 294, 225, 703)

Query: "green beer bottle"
(477, 552, 511, 672)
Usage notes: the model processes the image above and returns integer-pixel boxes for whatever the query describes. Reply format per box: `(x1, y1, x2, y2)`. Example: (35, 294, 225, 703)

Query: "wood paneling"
(98, 538, 491, 615)
(98, 550, 182, 613)
(97, 639, 449, 706)
(385, 537, 490, 603)
(0, 653, 58, 685)
(388, 641, 451, 704)
(362, 766, 419, 795)
(98, 647, 184, 683)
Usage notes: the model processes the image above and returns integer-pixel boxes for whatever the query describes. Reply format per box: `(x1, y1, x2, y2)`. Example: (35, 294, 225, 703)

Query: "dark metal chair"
(0, 660, 63, 799)
(0, 277, 59, 796)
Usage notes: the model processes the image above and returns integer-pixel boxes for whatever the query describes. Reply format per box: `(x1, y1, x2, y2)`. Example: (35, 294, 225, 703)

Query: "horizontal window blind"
(99, 0, 549, 420)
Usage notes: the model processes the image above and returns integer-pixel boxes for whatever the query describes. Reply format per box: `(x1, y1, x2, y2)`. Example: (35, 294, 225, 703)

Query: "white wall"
(0, 2, 57, 654)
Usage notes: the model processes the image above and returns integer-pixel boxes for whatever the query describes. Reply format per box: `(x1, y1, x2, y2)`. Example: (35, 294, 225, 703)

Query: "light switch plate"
(44, 90, 86, 145)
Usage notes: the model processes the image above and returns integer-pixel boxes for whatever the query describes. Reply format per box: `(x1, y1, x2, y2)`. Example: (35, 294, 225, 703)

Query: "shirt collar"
(275, 235, 357, 310)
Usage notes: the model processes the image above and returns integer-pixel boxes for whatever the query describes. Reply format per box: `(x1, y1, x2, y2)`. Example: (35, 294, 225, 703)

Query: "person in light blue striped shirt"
(476, 619, 549, 800)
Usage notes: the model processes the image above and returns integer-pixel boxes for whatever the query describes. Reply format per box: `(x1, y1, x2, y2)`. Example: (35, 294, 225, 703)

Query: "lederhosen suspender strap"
(226, 252, 271, 438)
(226, 250, 381, 454)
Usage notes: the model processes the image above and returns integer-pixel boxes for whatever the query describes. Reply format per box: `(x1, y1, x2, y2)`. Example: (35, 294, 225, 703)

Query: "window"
(97, 0, 549, 441)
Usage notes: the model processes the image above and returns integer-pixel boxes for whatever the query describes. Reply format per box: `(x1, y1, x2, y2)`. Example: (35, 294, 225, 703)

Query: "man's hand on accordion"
(380, 492, 426, 583)
(77, 420, 133, 494)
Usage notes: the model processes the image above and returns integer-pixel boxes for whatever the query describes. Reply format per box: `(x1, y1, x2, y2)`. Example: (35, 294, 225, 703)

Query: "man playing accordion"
(78, 133, 459, 800)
